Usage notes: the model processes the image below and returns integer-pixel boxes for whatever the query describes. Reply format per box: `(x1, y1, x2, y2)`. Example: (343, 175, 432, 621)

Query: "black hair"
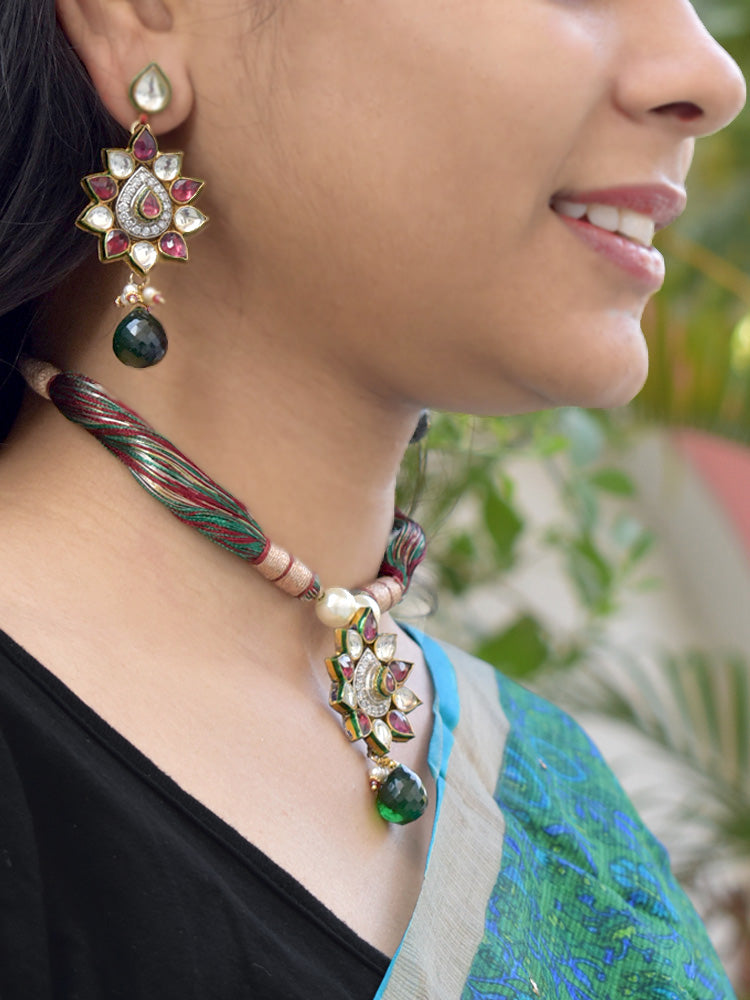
(0, 2, 125, 439)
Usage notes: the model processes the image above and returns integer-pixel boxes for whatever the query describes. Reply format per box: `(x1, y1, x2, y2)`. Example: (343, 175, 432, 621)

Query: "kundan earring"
(76, 63, 208, 368)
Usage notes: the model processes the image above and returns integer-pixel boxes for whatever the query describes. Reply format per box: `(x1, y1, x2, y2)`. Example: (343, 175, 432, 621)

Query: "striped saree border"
(376, 635, 509, 1000)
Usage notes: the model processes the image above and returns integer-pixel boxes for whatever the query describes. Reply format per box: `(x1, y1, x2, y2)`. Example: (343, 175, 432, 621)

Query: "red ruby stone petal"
(387, 710, 414, 739)
(357, 712, 372, 738)
(105, 229, 129, 257)
(159, 232, 188, 259)
(89, 175, 117, 201)
(379, 669, 396, 695)
(390, 661, 412, 684)
(140, 191, 161, 219)
(361, 611, 378, 644)
(133, 128, 157, 161)
(171, 178, 201, 203)
(337, 654, 354, 681)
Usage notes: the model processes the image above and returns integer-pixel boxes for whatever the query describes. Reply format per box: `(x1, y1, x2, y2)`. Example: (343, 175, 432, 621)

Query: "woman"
(0, 0, 744, 997)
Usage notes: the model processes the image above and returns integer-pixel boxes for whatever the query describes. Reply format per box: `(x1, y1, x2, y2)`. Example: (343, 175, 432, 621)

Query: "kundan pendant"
(75, 64, 207, 367)
(321, 600, 428, 824)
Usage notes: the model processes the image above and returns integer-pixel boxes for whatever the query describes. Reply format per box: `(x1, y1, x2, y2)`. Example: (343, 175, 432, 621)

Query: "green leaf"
(475, 615, 550, 679)
(566, 535, 615, 612)
(535, 433, 569, 458)
(627, 529, 656, 567)
(438, 532, 477, 594)
(483, 488, 523, 568)
(589, 468, 636, 496)
(611, 515, 655, 568)
(568, 478, 598, 533)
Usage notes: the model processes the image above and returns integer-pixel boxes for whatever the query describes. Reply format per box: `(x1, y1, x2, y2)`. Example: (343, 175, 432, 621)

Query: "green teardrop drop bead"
(376, 764, 428, 825)
(113, 307, 167, 368)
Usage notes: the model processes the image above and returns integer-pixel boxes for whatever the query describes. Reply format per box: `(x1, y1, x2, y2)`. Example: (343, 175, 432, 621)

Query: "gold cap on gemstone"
(129, 63, 172, 115)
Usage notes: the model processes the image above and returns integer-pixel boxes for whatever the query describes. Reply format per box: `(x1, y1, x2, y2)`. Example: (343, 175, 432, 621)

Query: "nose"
(616, 0, 746, 138)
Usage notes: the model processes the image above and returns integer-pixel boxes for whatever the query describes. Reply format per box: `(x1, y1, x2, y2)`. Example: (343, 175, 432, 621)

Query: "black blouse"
(0, 628, 390, 999)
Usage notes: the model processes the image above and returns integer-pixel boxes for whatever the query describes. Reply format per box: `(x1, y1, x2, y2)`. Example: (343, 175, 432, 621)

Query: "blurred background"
(399, 2, 750, 992)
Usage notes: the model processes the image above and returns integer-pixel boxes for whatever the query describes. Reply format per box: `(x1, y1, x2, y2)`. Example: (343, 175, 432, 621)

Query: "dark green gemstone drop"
(113, 307, 167, 368)
(376, 764, 428, 825)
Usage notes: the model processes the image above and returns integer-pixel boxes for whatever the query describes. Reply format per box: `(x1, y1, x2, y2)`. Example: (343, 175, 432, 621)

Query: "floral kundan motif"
(326, 607, 422, 758)
(76, 124, 207, 275)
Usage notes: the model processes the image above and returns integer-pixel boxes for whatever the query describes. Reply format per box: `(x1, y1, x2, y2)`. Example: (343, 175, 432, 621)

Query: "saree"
(377, 629, 735, 1000)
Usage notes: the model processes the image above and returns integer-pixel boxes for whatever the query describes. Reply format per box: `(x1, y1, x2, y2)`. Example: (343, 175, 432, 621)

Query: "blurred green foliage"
(398, 407, 655, 679)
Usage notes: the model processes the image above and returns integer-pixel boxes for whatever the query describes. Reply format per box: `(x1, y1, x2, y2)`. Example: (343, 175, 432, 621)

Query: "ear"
(56, 0, 193, 131)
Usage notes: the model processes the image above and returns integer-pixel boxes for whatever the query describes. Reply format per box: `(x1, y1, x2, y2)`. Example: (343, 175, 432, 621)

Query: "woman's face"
(183, 0, 746, 413)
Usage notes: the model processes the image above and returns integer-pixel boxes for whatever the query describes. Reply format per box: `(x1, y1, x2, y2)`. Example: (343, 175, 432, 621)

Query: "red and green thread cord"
(41, 369, 426, 602)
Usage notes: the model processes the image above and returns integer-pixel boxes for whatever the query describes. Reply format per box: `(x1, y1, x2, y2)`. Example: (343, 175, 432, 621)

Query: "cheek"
(268, 3, 602, 247)
(232, 2, 641, 411)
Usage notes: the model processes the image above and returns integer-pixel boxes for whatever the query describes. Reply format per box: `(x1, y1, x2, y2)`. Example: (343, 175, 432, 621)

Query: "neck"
(22, 253, 422, 603)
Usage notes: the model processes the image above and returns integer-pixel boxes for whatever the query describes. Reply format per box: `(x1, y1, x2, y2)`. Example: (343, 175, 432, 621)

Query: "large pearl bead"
(315, 587, 358, 628)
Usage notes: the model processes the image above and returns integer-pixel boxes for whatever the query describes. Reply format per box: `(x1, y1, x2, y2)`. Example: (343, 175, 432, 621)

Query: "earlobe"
(55, 0, 192, 132)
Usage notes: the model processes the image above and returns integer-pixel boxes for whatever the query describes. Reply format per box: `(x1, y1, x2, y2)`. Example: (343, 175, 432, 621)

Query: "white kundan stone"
(83, 205, 113, 231)
(153, 154, 182, 182)
(342, 682, 356, 710)
(174, 206, 207, 234)
(374, 634, 397, 662)
(393, 687, 420, 713)
(346, 630, 363, 659)
(107, 151, 134, 180)
(131, 64, 172, 114)
(131, 241, 158, 272)
(372, 720, 392, 752)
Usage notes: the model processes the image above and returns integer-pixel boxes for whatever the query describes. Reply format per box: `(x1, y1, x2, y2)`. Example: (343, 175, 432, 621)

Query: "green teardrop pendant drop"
(376, 764, 428, 825)
(113, 307, 168, 368)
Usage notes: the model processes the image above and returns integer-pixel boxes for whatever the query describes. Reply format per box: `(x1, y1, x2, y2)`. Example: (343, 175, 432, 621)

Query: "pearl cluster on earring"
(115, 277, 165, 309)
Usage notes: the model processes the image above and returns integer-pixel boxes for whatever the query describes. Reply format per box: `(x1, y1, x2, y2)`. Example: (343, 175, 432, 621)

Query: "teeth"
(555, 200, 587, 220)
(586, 204, 620, 233)
(553, 200, 656, 247)
(618, 209, 656, 247)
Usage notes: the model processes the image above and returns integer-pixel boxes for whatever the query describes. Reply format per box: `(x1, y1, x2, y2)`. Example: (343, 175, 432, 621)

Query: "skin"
(0, 0, 744, 957)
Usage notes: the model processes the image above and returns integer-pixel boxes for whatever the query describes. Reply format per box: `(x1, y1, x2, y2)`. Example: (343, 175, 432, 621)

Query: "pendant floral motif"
(76, 123, 207, 275)
(326, 608, 422, 758)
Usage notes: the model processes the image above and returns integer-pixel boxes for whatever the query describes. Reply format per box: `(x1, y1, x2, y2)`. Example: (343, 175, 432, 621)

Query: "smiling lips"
(550, 184, 687, 290)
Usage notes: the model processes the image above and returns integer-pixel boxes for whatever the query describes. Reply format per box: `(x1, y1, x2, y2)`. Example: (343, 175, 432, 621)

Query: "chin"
(547, 339, 649, 410)
(548, 308, 651, 409)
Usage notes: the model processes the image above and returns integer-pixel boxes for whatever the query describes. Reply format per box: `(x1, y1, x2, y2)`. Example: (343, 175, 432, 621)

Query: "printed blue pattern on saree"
(463, 674, 734, 1000)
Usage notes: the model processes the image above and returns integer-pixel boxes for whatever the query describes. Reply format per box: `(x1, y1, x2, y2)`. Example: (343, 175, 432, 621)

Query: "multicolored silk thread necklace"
(19, 358, 429, 825)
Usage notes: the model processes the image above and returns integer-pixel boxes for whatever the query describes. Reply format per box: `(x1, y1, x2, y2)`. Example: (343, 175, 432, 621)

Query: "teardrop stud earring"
(76, 63, 208, 368)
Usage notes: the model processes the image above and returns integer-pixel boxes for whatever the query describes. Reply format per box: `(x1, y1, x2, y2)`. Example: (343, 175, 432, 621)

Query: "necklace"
(19, 358, 429, 825)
